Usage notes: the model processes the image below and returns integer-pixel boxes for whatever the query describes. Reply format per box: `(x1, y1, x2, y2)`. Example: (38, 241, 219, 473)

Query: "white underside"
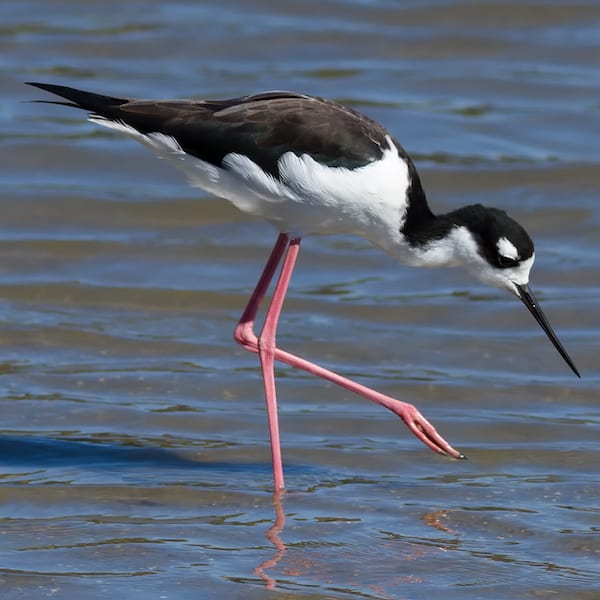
(89, 117, 411, 247)
(88, 116, 535, 290)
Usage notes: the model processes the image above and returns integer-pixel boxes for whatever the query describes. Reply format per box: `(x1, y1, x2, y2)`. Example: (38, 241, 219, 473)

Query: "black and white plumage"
(27, 83, 579, 377)
(26, 82, 582, 488)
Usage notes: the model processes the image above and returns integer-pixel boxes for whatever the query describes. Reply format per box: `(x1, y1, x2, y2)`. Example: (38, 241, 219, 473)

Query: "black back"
(28, 83, 404, 177)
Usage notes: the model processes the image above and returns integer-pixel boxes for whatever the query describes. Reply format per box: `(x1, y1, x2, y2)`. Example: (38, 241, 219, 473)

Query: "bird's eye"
(497, 254, 518, 268)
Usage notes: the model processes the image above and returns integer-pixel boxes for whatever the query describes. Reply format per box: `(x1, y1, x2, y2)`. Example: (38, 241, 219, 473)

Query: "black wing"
(27, 82, 393, 176)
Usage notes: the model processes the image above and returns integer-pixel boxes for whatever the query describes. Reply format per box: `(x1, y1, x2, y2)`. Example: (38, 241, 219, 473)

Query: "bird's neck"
(387, 175, 474, 268)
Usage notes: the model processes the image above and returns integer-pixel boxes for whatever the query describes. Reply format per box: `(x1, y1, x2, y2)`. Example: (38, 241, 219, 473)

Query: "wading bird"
(27, 82, 579, 490)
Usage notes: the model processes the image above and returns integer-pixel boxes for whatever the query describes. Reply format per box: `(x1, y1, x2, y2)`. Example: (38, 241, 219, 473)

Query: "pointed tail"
(26, 82, 129, 114)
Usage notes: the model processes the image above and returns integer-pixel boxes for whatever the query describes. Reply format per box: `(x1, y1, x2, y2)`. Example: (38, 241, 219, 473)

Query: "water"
(2, 1, 599, 598)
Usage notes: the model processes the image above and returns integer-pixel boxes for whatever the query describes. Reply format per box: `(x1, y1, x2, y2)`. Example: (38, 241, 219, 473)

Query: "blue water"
(2, 1, 599, 598)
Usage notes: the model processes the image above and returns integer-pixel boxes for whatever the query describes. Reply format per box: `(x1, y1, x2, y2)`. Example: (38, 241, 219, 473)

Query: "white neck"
(379, 224, 535, 293)
(374, 225, 469, 268)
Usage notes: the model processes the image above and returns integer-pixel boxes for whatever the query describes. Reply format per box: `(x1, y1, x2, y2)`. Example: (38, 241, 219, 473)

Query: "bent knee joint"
(233, 324, 258, 350)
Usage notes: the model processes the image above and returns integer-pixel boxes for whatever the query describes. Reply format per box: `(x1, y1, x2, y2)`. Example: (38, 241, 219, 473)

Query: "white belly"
(90, 117, 411, 242)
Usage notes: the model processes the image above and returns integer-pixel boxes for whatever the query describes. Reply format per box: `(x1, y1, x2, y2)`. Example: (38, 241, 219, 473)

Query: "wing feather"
(27, 83, 393, 176)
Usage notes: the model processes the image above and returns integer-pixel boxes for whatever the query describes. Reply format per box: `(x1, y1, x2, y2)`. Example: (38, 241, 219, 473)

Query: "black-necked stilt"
(27, 82, 580, 490)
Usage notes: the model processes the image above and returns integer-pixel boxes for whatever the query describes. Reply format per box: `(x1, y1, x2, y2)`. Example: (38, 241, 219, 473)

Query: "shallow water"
(2, 1, 599, 598)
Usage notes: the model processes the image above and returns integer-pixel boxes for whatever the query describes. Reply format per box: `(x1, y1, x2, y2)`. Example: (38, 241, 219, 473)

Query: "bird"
(27, 82, 580, 491)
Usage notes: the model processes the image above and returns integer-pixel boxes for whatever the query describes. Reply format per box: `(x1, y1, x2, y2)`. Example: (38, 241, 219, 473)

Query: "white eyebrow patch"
(497, 236, 519, 260)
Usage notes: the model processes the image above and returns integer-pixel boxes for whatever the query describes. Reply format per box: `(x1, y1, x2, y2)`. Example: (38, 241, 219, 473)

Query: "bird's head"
(452, 205, 535, 292)
(452, 204, 579, 377)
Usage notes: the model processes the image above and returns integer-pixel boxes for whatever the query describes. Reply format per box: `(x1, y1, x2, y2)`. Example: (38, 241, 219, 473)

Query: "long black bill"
(515, 283, 580, 378)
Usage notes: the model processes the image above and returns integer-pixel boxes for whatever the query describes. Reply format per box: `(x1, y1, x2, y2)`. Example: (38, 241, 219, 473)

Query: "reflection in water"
(254, 493, 286, 590)
(422, 508, 456, 535)
(253, 494, 461, 592)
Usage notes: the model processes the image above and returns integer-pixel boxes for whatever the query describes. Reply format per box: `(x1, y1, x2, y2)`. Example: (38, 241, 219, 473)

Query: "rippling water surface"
(2, 1, 599, 598)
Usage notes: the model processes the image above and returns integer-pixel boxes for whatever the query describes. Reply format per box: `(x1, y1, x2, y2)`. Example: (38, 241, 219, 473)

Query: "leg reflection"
(254, 492, 286, 590)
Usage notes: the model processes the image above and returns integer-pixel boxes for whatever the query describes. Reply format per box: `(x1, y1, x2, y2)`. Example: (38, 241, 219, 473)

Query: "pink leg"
(256, 238, 301, 490)
(235, 233, 293, 490)
(234, 232, 289, 343)
(235, 234, 464, 491)
(272, 347, 465, 460)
